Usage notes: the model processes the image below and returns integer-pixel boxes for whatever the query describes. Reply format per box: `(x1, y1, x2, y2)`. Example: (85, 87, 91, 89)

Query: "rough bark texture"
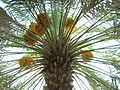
(43, 58, 73, 90)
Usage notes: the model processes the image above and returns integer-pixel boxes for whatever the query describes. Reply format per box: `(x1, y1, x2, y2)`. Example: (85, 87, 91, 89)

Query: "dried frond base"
(43, 61, 73, 90)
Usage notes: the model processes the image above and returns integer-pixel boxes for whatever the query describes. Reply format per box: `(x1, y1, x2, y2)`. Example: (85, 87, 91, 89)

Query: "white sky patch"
(2, 48, 25, 61)
(0, 1, 6, 8)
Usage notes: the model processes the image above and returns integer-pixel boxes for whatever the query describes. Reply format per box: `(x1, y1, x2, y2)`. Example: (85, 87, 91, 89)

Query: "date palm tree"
(0, 0, 120, 90)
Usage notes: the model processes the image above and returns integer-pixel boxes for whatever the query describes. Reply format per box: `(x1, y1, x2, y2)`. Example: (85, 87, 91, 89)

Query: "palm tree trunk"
(43, 57, 73, 90)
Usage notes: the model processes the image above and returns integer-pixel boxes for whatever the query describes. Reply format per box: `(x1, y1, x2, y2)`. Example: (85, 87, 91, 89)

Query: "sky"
(0, 1, 6, 8)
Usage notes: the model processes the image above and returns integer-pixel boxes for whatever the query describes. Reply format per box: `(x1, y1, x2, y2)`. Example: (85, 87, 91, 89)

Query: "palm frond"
(0, 0, 120, 89)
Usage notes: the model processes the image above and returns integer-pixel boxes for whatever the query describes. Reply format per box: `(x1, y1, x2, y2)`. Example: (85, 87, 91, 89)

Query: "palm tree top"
(0, 0, 120, 90)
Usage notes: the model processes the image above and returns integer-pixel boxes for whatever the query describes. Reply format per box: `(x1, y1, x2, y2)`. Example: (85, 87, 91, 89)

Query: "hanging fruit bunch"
(29, 22, 44, 36)
(37, 13, 52, 30)
(81, 50, 93, 62)
(23, 32, 37, 46)
(65, 18, 76, 33)
(23, 13, 52, 46)
(18, 56, 34, 70)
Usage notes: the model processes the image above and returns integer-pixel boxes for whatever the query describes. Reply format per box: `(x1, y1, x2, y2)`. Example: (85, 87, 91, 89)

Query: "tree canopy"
(0, 0, 120, 90)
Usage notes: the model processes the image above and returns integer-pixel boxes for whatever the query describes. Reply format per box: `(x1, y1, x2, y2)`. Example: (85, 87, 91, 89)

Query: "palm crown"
(0, 0, 120, 90)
